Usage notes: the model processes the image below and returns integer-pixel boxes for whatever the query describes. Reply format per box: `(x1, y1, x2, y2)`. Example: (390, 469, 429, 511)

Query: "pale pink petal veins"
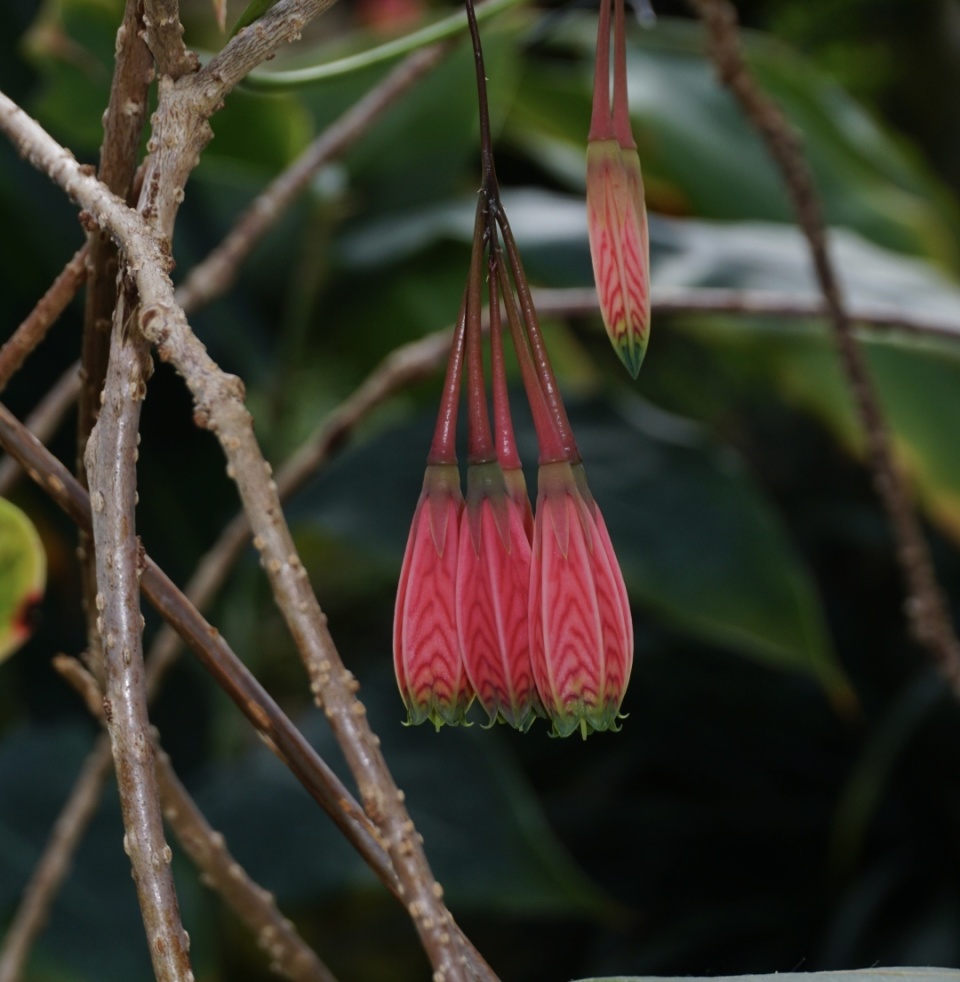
(586, 139, 650, 378)
(394, 472, 472, 727)
(532, 490, 605, 737)
(458, 498, 536, 728)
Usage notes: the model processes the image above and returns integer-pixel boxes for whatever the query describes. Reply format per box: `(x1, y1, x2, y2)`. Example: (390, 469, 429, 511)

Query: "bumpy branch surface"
(53, 656, 336, 982)
(0, 90, 478, 982)
(141, 0, 198, 80)
(84, 317, 193, 981)
(688, 0, 960, 690)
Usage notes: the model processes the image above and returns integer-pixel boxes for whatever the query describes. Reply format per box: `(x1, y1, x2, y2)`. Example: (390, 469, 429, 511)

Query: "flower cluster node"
(392, 0, 636, 738)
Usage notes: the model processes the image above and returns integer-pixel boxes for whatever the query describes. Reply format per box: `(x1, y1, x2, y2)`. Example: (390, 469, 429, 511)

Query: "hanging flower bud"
(394, 463, 474, 728)
(587, 0, 651, 378)
(457, 462, 539, 730)
(529, 461, 633, 738)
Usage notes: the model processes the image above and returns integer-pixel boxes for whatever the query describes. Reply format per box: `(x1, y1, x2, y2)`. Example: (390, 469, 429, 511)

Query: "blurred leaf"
(0, 498, 46, 662)
(508, 16, 960, 266)
(649, 217, 960, 543)
(290, 394, 851, 704)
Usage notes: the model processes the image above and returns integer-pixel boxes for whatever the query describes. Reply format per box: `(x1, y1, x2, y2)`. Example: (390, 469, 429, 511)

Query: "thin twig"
(0, 361, 80, 497)
(53, 656, 337, 982)
(0, 399, 495, 982)
(0, 734, 114, 982)
(84, 311, 193, 980)
(687, 0, 960, 688)
(0, 245, 87, 393)
(176, 40, 451, 312)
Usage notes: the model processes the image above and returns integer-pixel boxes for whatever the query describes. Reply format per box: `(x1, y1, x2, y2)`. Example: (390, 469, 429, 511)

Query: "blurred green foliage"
(1, 0, 960, 979)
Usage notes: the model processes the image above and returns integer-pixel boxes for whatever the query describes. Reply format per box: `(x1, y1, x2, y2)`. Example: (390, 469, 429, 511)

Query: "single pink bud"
(586, 138, 650, 378)
(394, 464, 473, 728)
(456, 462, 540, 730)
(529, 461, 633, 738)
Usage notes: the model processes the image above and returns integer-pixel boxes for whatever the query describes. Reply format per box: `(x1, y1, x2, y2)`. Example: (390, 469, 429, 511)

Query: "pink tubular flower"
(587, 0, 651, 378)
(394, 463, 474, 728)
(456, 462, 539, 730)
(529, 461, 633, 738)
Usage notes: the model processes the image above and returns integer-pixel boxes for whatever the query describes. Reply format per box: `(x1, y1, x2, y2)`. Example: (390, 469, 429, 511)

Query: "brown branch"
(0, 734, 114, 982)
(687, 0, 960, 688)
(175, 40, 450, 312)
(0, 399, 494, 981)
(141, 0, 199, 80)
(84, 311, 193, 980)
(0, 245, 87, 393)
(53, 655, 337, 982)
(0, 85, 481, 982)
(0, 360, 80, 497)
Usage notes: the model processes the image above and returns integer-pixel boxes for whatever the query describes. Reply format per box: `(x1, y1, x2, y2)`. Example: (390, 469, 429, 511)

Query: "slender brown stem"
(0, 245, 87, 393)
(0, 361, 80, 497)
(141, 0, 199, 80)
(688, 0, 960, 688)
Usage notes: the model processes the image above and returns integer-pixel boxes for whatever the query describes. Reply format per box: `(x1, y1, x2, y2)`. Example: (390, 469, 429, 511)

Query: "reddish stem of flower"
(494, 255, 567, 464)
(466, 200, 496, 464)
(612, 0, 635, 148)
(589, 0, 634, 148)
(589, 0, 613, 140)
(427, 291, 467, 465)
(487, 252, 521, 470)
(496, 211, 580, 463)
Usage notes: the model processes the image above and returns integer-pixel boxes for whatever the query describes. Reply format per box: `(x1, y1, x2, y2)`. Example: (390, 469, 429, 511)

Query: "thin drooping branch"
(53, 656, 337, 982)
(533, 286, 960, 344)
(0, 89, 479, 982)
(0, 362, 80, 497)
(84, 313, 193, 981)
(0, 245, 87, 393)
(176, 40, 451, 312)
(0, 734, 114, 982)
(688, 0, 960, 689)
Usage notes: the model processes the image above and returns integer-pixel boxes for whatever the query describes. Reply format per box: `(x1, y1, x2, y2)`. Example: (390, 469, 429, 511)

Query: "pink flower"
(394, 464, 473, 728)
(587, 0, 651, 378)
(529, 462, 633, 738)
(456, 462, 540, 730)
(586, 139, 650, 378)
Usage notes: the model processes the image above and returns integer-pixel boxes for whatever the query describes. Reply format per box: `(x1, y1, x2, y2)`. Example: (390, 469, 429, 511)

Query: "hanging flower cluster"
(587, 0, 651, 379)
(393, 0, 634, 738)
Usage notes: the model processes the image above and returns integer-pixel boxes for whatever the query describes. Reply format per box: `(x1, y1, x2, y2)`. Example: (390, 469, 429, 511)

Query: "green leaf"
(648, 217, 960, 545)
(291, 394, 852, 705)
(0, 498, 46, 662)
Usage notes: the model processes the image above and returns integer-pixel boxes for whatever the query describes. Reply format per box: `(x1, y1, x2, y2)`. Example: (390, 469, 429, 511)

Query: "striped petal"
(529, 462, 633, 737)
(394, 464, 473, 728)
(586, 138, 651, 378)
(457, 473, 538, 730)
